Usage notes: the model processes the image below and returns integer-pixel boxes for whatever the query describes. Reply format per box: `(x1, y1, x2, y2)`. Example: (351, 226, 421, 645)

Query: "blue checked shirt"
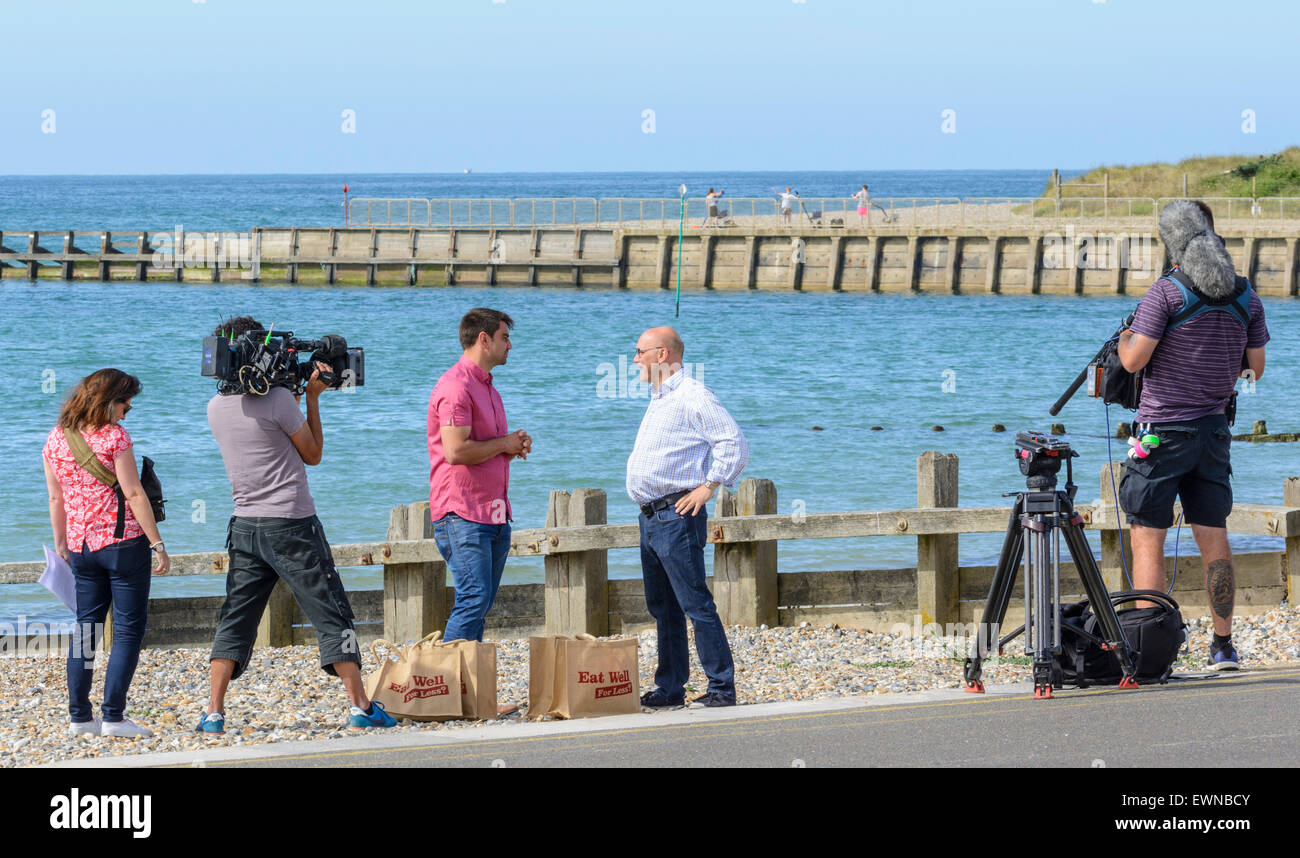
(626, 370, 749, 506)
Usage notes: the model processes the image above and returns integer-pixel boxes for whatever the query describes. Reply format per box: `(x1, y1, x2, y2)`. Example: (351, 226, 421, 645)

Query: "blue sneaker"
(348, 701, 397, 729)
(1209, 640, 1240, 671)
(195, 712, 225, 734)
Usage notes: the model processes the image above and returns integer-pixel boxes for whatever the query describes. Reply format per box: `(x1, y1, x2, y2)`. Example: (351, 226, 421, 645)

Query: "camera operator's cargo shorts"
(210, 515, 360, 680)
(1118, 413, 1233, 529)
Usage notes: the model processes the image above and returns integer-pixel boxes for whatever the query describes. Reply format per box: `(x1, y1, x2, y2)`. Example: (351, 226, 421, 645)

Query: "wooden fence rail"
(2, 455, 1297, 649)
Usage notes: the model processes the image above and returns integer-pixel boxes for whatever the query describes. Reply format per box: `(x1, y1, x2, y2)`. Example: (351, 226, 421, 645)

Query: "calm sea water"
(2, 171, 1293, 625)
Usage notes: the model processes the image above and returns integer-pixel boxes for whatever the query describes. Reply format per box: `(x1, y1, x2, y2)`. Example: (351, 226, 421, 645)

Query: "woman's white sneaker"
(68, 719, 102, 737)
(100, 718, 153, 738)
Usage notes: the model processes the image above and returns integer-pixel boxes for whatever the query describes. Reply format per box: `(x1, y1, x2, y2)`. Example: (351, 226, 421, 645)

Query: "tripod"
(964, 433, 1139, 699)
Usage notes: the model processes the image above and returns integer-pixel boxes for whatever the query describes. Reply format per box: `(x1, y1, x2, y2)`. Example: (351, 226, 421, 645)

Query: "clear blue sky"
(2, 0, 1295, 174)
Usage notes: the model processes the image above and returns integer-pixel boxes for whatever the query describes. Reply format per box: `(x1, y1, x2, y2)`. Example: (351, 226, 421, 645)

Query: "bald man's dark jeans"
(639, 505, 735, 701)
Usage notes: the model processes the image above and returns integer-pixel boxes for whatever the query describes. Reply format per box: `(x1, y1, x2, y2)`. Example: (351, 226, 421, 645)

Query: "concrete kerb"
(41, 669, 1265, 769)
(38, 679, 1092, 769)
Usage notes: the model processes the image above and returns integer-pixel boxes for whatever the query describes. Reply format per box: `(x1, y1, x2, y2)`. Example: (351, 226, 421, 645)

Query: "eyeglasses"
(118, 401, 132, 414)
(633, 345, 667, 357)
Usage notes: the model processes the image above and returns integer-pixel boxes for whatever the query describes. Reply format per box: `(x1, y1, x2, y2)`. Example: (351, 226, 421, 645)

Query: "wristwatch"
(704, 481, 720, 492)
(150, 541, 166, 554)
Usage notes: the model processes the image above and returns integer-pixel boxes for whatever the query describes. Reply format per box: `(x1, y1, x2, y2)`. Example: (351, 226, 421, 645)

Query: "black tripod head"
(1015, 430, 1078, 497)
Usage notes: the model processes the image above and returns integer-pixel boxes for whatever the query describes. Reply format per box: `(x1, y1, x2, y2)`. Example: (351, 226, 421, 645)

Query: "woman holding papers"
(41, 368, 169, 739)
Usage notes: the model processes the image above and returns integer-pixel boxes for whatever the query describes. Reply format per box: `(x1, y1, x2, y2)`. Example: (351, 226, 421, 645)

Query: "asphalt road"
(90, 664, 1298, 769)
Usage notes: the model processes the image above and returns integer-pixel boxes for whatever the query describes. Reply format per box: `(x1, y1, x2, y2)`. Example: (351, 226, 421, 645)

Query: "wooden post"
(326, 228, 337, 285)
(1109, 235, 1125, 294)
(287, 227, 298, 284)
(135, 232, 150, 281)
(62, 231, 75, 280)
(367, 227, 379, 286)
(27, 232, 40, 279)
(254, 580, 295, 648)
(544, 489, 609, 636)
(713, 478, 778, 627)
(251, 228, 262, 282)
(615, 232, 628, 288)
(382, 502, 449, 643)
(1284, 478, 1300, 607)
(1099, 462, 1131, 591)
(916, 452, 959, 626)
(98, 232, 111, 281)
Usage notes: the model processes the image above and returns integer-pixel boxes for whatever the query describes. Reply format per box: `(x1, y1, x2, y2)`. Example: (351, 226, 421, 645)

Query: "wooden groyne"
(3, 457, 1297, 651)
(3, 222, 1299, 296)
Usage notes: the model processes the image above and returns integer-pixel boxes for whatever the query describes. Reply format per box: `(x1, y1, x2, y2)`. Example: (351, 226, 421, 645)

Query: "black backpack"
(1057, 590, 1186, 687)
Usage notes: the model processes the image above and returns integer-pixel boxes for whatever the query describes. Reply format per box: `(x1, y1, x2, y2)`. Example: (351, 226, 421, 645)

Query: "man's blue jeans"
(66, 535, 152, 723)
(639, 505, 735, 701)
(433, 513, 510, 642)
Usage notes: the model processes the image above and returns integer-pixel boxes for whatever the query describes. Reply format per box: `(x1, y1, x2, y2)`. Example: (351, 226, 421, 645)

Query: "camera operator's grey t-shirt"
(207, 388, 316, 519)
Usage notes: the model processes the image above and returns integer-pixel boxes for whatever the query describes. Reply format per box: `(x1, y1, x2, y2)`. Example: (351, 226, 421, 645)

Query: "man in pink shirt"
(428, 308, 531, 642)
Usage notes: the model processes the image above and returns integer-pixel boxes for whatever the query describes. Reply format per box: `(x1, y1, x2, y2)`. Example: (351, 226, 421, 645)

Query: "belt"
(639, 490, 689, 518)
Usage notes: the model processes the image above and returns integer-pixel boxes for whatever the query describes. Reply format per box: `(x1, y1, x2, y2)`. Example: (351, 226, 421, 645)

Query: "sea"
(3, 170, 1296, 626)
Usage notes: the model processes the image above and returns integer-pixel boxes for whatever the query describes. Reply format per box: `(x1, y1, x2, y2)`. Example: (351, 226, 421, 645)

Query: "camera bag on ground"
(1056, 589, 1186, 686)
(63, 428, 166, 536)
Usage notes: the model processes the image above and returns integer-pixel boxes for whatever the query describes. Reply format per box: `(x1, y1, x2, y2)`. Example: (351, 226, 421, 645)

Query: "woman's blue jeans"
(66, 536, 152, 723)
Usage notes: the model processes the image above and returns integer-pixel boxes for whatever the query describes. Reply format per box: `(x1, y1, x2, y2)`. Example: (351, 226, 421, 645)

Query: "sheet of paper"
(40, 546, 77, 612)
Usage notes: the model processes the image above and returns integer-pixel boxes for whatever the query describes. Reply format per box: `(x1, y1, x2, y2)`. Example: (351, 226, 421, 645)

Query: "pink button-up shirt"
(427, 355, 512, 525)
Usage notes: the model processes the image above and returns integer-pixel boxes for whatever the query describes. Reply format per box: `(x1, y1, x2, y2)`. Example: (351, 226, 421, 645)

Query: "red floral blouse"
(43, 424, 144, 552)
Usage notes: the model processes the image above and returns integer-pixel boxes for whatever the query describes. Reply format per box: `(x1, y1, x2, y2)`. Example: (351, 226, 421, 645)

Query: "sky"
(1, 0, 1296, 174)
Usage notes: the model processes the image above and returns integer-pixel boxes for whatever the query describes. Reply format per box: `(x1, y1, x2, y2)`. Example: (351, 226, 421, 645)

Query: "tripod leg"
(965, 502, 1025, 692)
(1030, 524, 1057, 699)
(1062, 519, 1139, 686)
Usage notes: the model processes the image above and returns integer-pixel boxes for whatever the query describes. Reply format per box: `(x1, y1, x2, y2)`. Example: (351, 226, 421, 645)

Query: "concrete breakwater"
(2, 224, 1299, 296)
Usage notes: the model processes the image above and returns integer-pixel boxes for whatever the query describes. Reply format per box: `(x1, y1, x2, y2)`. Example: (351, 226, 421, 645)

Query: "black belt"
(640, 490, 689, 518)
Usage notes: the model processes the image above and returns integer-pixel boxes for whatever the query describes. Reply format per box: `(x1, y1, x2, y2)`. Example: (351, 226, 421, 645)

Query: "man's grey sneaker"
(101, 718, 153, 738)
(68, 718, 102, 737)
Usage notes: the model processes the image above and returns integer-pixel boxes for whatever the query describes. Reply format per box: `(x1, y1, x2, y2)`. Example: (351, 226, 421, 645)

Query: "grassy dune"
(1046, 148, 1300, 198)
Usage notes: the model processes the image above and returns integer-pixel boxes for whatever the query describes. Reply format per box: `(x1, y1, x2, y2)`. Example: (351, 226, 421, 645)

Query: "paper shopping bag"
(528, 634, 639, 719)
(365, 632, 464, 722)
(442, 638, 498, 721)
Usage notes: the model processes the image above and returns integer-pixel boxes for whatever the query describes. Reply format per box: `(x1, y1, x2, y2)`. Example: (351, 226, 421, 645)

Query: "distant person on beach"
(853, 184, 871, 226)
(627, 327, 748, 709)
(701, 188, 725, 228)
(200, 316, 395, 734)
(428, 309, 530, 657)
(43, 369, 170, 739)
(1116, 200, 1269, 671)
(774, 187, 799, 225)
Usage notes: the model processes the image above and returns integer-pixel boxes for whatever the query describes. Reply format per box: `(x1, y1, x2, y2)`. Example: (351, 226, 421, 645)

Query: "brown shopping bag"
(528, 634, 639, 719)
(441, 637, 498, 721)
(365, 632, 464, 722)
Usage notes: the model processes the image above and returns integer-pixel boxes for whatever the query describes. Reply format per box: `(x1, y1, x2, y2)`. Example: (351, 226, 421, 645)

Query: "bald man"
(626, 327, 749, 708)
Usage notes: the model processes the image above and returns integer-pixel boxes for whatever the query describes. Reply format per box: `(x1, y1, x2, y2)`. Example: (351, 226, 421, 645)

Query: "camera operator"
(1116, 200, 1269, 670)
(196, 315, 396, 734)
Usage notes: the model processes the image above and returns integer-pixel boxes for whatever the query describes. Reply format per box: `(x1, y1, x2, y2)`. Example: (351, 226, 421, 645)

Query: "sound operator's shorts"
(1117, 413, 1233, 529)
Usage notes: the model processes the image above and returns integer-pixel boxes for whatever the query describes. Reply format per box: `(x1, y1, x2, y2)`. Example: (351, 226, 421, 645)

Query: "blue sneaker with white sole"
(195, 712, 226, 734)
(348, 701, 397, 729)
(1209, 639, 1240, 671)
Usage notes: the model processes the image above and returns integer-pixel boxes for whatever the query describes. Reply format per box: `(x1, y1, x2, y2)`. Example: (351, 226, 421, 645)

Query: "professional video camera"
(201, 328, 365, 396)
(1049, 313, 1141, 416)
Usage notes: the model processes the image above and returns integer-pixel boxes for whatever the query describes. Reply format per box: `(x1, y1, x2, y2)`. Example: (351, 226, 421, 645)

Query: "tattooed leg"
(1190, 524, 1234, 636)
